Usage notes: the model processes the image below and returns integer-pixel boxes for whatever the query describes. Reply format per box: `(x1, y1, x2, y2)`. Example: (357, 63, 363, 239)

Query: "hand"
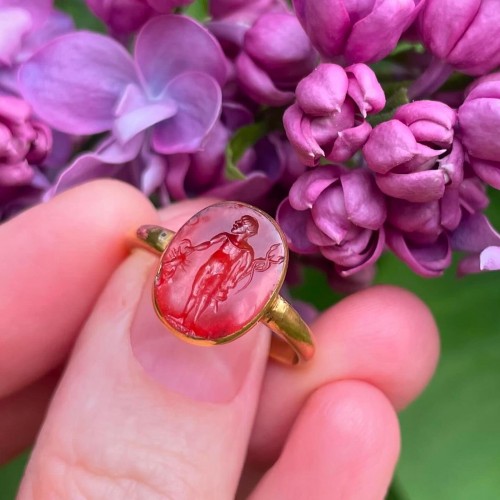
(0, 181, 439, 499)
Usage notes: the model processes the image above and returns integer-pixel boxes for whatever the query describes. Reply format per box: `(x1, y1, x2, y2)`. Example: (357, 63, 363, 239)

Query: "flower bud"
(293, 0, 419, 64)
(0, 95, 52, 186)
(86, 0, 193, 34)
(284, 63, 384, 166)
(458, 72, 500, 189)
(420, 0, 500, 75)
(363, 100, 462, 203)
(277, 166, 387, 276)
(235, 12, 317, 106)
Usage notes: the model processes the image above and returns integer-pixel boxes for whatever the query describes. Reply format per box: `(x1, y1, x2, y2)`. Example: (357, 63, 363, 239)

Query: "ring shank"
(262, 295, 315, 365)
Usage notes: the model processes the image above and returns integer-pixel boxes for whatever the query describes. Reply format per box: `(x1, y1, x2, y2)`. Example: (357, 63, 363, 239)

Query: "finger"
(0, 369, 60, 464)
(249, 381, 400, 500)
(0, 180, 157, 398)
(19, 201, 270, 500)
(250, 286, 439, 463)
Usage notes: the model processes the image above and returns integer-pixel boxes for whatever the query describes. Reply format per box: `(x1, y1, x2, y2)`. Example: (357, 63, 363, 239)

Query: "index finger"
(0, 180, 157, 398)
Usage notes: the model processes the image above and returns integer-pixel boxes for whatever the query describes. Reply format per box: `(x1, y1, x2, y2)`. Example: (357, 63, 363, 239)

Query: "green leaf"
(55, 0, 106, 32)
(183, 0, 209, 20)
(225, 122, 269, 181)
(390, 42, 425, 57)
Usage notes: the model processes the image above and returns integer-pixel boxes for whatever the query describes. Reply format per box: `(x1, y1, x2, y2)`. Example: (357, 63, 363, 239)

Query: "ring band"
(131, 201, 315, 365)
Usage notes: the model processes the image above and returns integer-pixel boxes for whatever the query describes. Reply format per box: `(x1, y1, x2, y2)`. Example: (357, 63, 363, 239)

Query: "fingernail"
(130, 262, 269, 403)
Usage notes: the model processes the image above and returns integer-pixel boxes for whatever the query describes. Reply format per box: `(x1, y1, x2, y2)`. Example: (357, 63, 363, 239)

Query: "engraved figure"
(159, 215, 284, 329)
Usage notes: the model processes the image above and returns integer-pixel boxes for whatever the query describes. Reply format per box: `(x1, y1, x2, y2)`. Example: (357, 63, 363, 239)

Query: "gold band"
(132, 224, 315, 365)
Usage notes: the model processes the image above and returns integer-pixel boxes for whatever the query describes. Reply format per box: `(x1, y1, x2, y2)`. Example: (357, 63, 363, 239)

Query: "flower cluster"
(2, 0, 500, 289)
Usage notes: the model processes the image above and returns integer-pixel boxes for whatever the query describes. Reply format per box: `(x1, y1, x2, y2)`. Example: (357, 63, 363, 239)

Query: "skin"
(0, 180, 440, 499)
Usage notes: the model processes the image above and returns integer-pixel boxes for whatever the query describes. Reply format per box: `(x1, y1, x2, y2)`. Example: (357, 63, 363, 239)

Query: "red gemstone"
(153, 202, 287, 341)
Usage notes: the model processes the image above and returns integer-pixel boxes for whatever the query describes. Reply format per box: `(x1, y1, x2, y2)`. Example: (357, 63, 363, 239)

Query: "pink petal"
(341, 168, 387, 229)
(19, 32, 138, 134)
(480, 246, 500, 271)
(135, 15, 226, 97)
(470, 157, 500, 189)
(289, 164, 341, 210)
(152, 72, 221, 154)
(376, 170, 446, 203)
(362, 120, 418, 173)
(0, 8, 31, 65)
(327, 120, 371, 162)
(451, 212, 500, 253)
(276, 199, 318, 254)
(235, 52, 294, 106)
(386, 227, 451, 277)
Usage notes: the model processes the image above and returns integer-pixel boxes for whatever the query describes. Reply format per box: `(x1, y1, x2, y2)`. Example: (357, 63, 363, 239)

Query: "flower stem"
(408, 58, 453, 100)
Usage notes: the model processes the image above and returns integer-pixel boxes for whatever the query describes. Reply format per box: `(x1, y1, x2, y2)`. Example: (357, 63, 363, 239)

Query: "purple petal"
(152, 72, 221, 155)
(295, 64, 348, 116)
(288, 164, 341, 210)
(0, 0, 52, 28)
(480, 246, 500, 271)
(276, 198, 318, 254)
(457, 254, 481, 276)
(459, 98, 500, 160)
(440, 187, 461, 231)
(311, 183, 350, 244)
(19, 32, 137, 134)
(376, 169, 447, 203)
(459, 177, 489, 214)
(208, 172, 273, 203)
(346, 0, 414, 63)
(394, 100, 456, 129)
(113, 85, 178, 144)
(345, 63, 386, 116)
(327, 120, 371, 162)
(388, 199, 441, 235)
(439, 139, 464, 187)
(469, 157, 500, 190)
(235, 52, 294, 106)
(292, 0, 350, 59)
(337, 228, 385, 277)
(420, 0, 479, 60)
(386, 227, 451, 277)
(0, 8, 31, 65)
(362, 120, 417, 173)
(0, 161, 33, 185)
(451, 212, 500, 252)
(283, 103, 324, 166)
(341, 168, 387, 229)
(164, 154, 190, 199)
(135, 15, 226, 97)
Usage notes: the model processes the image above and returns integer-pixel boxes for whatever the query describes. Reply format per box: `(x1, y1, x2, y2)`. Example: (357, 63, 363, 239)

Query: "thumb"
(19, 201, 270, 499)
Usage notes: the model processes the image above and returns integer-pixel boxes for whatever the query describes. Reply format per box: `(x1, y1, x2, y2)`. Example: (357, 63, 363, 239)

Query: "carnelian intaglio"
(153, 202, 288, 341)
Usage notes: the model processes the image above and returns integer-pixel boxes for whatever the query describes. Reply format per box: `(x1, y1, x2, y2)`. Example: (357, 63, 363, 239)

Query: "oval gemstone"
(154, 202, 287, 341)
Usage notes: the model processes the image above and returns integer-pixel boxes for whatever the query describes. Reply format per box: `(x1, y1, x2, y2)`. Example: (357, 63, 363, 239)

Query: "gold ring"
(132, 201, 315, 365)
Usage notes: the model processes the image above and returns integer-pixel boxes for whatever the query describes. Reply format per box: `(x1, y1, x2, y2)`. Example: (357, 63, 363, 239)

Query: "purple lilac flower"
(0, 0, 74, 94)
(457, 73, 500, 190)
(363, 101, 463, 203)
(284, 63, 385, 166)
(163, 124, 306, 212)
(208, 0, 286, 54)
(0, 95, 51, 186)
(86, 0, 194, 35)
(419, 0, 500, 76)
(277, 165, 387, 276)
(235, 12, 317, 106)
(19, 15, 227, 196)
(292, 0, 423, 64)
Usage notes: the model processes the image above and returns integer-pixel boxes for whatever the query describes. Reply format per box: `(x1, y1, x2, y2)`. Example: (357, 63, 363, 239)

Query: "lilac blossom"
(457, 73, 500, 189)
(208, 0, 286, 54)
(0, 95, 51, 186)
(163, 124, 306, 212)
(86, 0, 194, 35)
(363, 101, 463, 203)
(19, 15, 226, 196)
(419, 0, 500, 76)
(0, 0, 74, 94)
(277, 165, 387, 276)
(284, 63, 385, 166)
(292, 0, 423, 64)
(235, 12, 317, 106)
